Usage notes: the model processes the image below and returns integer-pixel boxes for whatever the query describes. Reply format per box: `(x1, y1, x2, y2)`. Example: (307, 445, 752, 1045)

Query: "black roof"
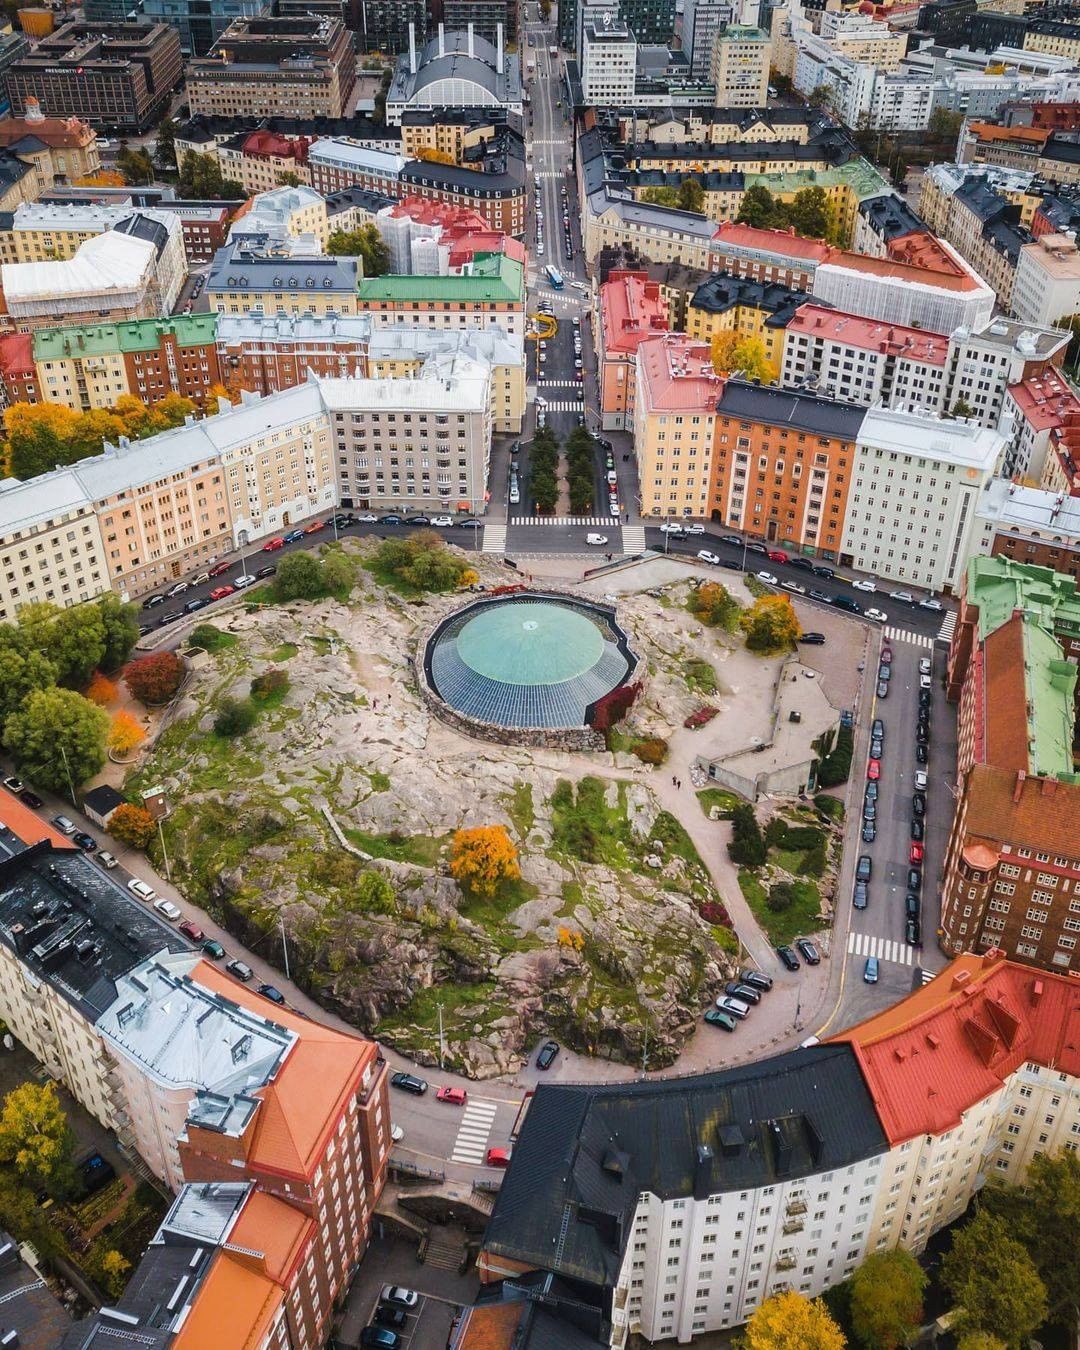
(482, 1045, 888, 1288)
(401, 125, 525, 192)
(115, 212, 170, 259)
(326, 186, 397, 217)
(0, 1230, 71, 1349)
(82, 784, 125, 814)
(179, 112, 402, 145)
(719, 380, 869, 438)
(689, 273, 816, 327)
(858, 192, 925, 241)
(621, 127, 856, 170)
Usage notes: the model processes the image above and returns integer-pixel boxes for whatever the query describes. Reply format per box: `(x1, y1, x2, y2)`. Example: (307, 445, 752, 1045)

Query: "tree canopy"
(741, 594, 801, 652)
(4, 393, 196, 480)
(743, 1291, 846, 1349)
(941, 1209, 1048, 1347)
(177, 150, 243, 200)
(736, 184, 841, 243)
(327, 223, 391, 276)
(0, 1082, 76, 1197)
(3, 687, 109, 791)
(849, 1250, 927, 1349)
(449, 826, 521, 897)
(710, 332, 778, 384)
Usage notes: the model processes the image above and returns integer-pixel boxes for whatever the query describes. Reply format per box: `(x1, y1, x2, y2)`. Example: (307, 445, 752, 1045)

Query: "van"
(127, 878, 156, 902)
(716, 995, 750, 1019)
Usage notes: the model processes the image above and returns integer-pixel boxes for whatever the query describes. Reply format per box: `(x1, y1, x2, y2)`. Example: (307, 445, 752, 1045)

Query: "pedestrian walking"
(672, 775, 677, 787)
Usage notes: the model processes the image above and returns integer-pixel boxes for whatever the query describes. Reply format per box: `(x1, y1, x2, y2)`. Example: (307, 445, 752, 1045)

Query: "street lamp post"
(58, 745, 76, 809)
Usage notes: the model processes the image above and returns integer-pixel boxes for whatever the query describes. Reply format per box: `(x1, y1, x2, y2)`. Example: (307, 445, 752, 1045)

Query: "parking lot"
(336, 1234, 478, 1350)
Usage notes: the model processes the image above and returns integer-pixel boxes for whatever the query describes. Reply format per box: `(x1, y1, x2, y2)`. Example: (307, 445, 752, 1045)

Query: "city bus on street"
(545, 265, 564, 289)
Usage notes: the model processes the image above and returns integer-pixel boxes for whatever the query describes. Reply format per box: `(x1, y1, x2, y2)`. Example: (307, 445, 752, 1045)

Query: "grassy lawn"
(683, 658, 718, 695)
(457, 876, 540, 952)
(739, 871, 823, 945)
(814, 793, 845, 822)
(269, 642, 298, 661)
(697, 787, 742, 819)
(550, 776, 633, 869)
(505, 781, 535, 841)
(342, 826, 448, 867)
(187, 625, 237, 653)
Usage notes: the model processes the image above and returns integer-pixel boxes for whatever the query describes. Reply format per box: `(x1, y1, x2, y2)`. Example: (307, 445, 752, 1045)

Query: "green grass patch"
(814, 793, 845, 822)
(744, 574, 771, 599)
(558, 879, 585, 918)
(505, 781, 535, 842)
(457, 877, 540, 952)
(342, 826, 447, 867)
(740, 871, 823, 945)
(697, 787, 742, 819)
(187, 624, 237, 653)
(269, 642, 298, 661)
(550, 776, 632, 869)
(377, 980, 499, 1041)
(367, 770, 391, 793)
(363, 556, 425, 599)
(683, 657, 718, 695)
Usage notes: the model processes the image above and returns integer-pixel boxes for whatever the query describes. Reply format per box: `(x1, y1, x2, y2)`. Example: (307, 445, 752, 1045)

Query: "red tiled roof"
(228, 1189, 314, 1286)
(0, 331, 34, 377)
(822, 234, 982, 292)
(786, 304, 948, 364)
(0, 114, 94, 150)
(172, 1249, 284, 1350)
(0, 792, 77, 851)
(241, 130, 312, 163)
(599, 270, 669, 356)
(711, 222, 833, 263)
(832, 951, 1080, 1144)
(636, 333, 723, 412)
(962, 763, 1080, 855)
(1008, 366, 1080, 432)
(983, 614, 1032, 771)
(967, 122, 1050, 147)
(446, 229, 526, 266)
(388, 196, 488, 232)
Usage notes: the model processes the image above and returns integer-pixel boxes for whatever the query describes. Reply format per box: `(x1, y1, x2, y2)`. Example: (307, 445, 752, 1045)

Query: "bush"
(818, 724, 854, 787)
(275, 552, 323, 601)
(802, 838, 829, 876)
(188, 623, 234, 653)
(109, 803, 154, 850)
(728, 803, 766, 867)
(765, 817, 787, 848)
(86, 672, 118, 706)
(124, 651, 183, 704)
(213, 696, 256, 737)
(250, 669, 289, 702)
(632, 737, 668, 765)
(688, 581, 741, 631)
(767, 882, 796, 912)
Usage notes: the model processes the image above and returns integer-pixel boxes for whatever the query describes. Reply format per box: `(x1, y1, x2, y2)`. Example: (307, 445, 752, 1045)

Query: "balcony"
(782, 1219, 804, 1235)
(775, 1256, 796, 1271)
(786, 1198, 807, 1215)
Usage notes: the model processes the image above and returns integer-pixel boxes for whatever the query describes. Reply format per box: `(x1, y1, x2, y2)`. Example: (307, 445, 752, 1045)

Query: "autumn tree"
(108, 803, 155, 850)
(0, 1082, 76, 1196)
(416, 147, 457, 164)
(87, 672, 118, 705)
(689, 580, 741, 631)
(449, 826, 521, 897)
(743, 1291, 845, 1350)
(957, 1336, 1008, 1350)
(92, 1246, 131, 1299)
(741, 595, 801, 653)
(117, 146, 154, 186)
(849, 1250, 927, 1349)
(108, 710, 146, 757)
(942, 1210, 1047, 1348)
(124, 651, 184, 704)
(74, 170, 127, 188)
(710, 332, 778, 384)
(3, 688, 108, 791)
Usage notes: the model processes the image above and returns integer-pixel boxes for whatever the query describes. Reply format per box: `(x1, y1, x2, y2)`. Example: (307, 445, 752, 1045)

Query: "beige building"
(616, 108, 814, 147)
(584, 194, 720, 269)
(207, 247, 360, 320)
(709, 26, 771, 107)
(230, 184, 330, 252)
(1012, 232, 1080, 325)
(0, 101, 101, 193)
(217, 130, 314, 196)
(399, 114, 503, 165)
(0, 470, 110, 621)
(1023, 25, 1080, 61)
(818, 10, 908, 70)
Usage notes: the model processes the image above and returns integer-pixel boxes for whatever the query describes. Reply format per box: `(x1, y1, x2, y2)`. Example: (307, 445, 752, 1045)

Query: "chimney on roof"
(1012, 769, 1026, 803)
(409, 22, 417, 75)
(468, 21, 474, 58)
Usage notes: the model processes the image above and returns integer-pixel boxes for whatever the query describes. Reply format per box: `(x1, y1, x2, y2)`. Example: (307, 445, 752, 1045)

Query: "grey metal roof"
(482, 1045, 888, 1288)
(690, 274, 819, 328)
(0, 1230, 71, 1349)
(858, 192, 925, 241)
(718, 380, 869, 439)
(159, 1181, 252, 1245)
(208, 241, 358, 293)
(389, 28, 522, 105)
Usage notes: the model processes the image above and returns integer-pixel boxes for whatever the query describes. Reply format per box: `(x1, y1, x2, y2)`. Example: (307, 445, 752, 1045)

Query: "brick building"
(597, 270, 669, 431)
(941, 556, 1080, 973)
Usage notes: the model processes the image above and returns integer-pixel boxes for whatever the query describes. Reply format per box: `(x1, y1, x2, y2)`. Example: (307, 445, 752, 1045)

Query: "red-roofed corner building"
(1001, 365, 1080, 486)
(710, 222, 833, 290)
(830, 949, 1080, 1251)
(598, 270, 669, 430)
(0, 331, 36, 407)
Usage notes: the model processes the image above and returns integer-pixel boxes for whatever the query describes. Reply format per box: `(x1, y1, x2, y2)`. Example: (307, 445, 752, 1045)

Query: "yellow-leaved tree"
(740, 595, 801, 653)
(449, 826, 521, 897)
(742, 1291, 846, 1349)
(108, 710, 146, 756)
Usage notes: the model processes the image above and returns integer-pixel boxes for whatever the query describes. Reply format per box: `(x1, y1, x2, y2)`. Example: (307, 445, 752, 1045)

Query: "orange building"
(597, 269, 669, 431)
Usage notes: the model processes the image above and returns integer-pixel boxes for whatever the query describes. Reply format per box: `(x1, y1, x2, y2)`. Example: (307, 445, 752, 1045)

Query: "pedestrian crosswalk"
(538, 400, 584, 412)
(848, 930, 914, 967)
(511, 515, 617, 526)
(622, 524, 647, 553)
(537, 380, 581, 388)
(482, 523, 506, 554)
(918, 967, 936, 986)
(936, 610, 957, 645)
(883, 625, 934, 650)
(449, 1098, 499, 1165)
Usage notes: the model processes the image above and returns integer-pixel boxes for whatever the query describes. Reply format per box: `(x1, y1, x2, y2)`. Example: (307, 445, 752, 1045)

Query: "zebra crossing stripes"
(936, 610, 957, 645)
(622, 525, 647, 553)
(449, 1098, 499, 1165)
(918, 967, 936, 986)
(537, 380, 581, 389)
(481, 523, 506, 554)
(883, 625, 934, 650)
(511, 516, 617, 526)
(848, 930, 914, 967)
(538, 400, 584, 412)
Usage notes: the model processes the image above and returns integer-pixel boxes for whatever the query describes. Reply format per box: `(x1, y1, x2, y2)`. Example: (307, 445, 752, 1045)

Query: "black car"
(872, 718, 884, 739)
(142, 593, 165, 609)
(379, 515, 403, 525)
(910, 818, 925, 841)
(918, 690, 932, 710)
(812, 565, 835, 579)
(788, 557, 815, 572)
(456, 518, 482, 528)
(719, 557, 742, 570)
(536, 1040, 560, 1070)
(776, 945, 800, 971)
(795, 937, 821, 966)
(809, 589, 831, 602)
(718, 534, 742, 547)
(916, 726, 929, 746)
(390, 1071, 428, 1095)
(865, 781, 879, 803)
(912, 791, 926, 816)
(870, 736, 883, 759)
(256, 565, 277, 579)
(833, 595, 861, 614)
(258, 983, 285, 1005)
(739, 969, 772, 992)
(18, 790, 42, 809)
(915, 743, 929, 764)
(856, 854, 872, 881)
(878, 663, 891, 681)
(798, 632, 826, 645)
(375, 1306, 407, 1329)
(862, 821, 876, 843)
(725, 981, 761, 1006)
(862, 800, 876, 822)
(905, 891, 920, 918)
(184, 597, 209, 613)
(906, 915, 922, 946)
(745, 541, 768, 555)
(907, 867, 922, 892)
(72, 831, 97, 851)
(405, 516, 430, 526)
(877, 680, 889, 699)
(853, 880, 868, 910)
(159, 611, 182, 626)
(225, 958, 253, 981)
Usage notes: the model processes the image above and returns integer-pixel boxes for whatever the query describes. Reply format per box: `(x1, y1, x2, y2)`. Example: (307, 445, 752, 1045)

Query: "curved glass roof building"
(425, 595, 634, 729)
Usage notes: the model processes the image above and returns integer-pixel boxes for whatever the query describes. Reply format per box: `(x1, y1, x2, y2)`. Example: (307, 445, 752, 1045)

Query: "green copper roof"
(357, 254, 524, 305)
(33, 313, 219, 363)
(1020, 614, 1077, 778)
(966, 554, 1080, 643)
(745, 159, 891, 203)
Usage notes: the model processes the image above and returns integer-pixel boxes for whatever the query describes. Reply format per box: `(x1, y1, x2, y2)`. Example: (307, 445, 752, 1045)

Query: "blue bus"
(545, 264, 564, 289)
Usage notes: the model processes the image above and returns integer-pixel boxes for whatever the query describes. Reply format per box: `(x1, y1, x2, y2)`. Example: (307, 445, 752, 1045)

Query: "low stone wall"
(414, 587, 644, 753)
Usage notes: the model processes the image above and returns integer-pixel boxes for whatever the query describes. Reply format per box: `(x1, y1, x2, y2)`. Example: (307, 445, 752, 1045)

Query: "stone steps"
(424, 1232, 466, 1272)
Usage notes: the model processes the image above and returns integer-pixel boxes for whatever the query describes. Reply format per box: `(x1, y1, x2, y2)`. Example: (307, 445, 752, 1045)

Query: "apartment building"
(0, 230, 163, 332)
(356, 253, 526, 337)
(1000, 366, 1080, 481)
(0, 101, 100, 192)
(687, 273, 812, 373)
(1, 22, 182, 132)
(478, 949, 1080, 1344)
(598, 270, 670, 431)
(974, 479, 1080, 582)
(366, 327, 522, 434)
(207, 245, 360, 319)
(709, 26, 771, 107)
(583, 192, 722, 269)
(308, 140, 407, 201)
(709, 381, 863, 557)
(217, 129, 314, 194)
(230, 185, 331, 253)
(781, 305, 950, 411)
(681, 0, 735, 78)
(842, 408, 1004, 592)
(709, 222, 831, 288)
(942, 557, 1080, 973)
(581, 20, 638, 106)
(0, 471, 110, 623)
(633, 334, 725, 520)
(850, 193, 925, 258)
(818, 8, 908, 68)
(1012, 233, 1080, 326)
(186, 16, 356, 119)
(945, 316, 1070, 431)
(398, 127, 527, 237)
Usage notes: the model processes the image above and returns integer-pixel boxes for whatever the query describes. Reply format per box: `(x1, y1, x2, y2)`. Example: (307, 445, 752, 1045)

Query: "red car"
(880, 648, 893, 664)
(436, 1086, 467, 1105)
(767, 549, 789, 563)
(179, 920, 205, 943)
(208, 561, 231, 577)
(867, 759, 881, 780)
(909, 843, 924, 864)
(303, 519, 325, 535)
(486, 1148, 511, 1168)
(209, 585, 235, 601)
(262, 537, 285, 552)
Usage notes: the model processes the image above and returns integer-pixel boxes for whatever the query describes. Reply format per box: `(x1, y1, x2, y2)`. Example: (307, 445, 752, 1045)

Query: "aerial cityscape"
(0, 0, 1070, 1346)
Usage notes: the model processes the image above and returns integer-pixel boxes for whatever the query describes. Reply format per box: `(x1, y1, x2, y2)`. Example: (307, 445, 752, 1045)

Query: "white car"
(697, 550, 721, 565)
(154, 899, 181, 922)
(919, 656, 932, 675)
(914, 770, 929, 791)
(233, 573, 256, 589)
(586, 533, 609, 546)
(509, 487, 521, 504)
(659, 523, 685, 534)
(97, 851, 119, 869)
(852, 579, 877, 593)
(890, 590, 914, 603)
(128, 878, 156, 903)
(429, 516, 453, 527)
(782, 580, 807, 595)
(756, 571, 778, 585)
(865, 608, 888, 624)
(356, 512, 378, 523)
(918, 597, 944, 611)
(682, 523, 705, 535)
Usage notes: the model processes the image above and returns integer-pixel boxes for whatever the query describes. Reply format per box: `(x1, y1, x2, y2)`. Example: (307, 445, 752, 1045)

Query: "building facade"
(709, 26, 772, 106)
(597, 270, 670, 431)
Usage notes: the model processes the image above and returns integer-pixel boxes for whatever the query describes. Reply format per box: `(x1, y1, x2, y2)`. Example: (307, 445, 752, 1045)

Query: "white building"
(2, 231, 160, 326)
(709, 25, 771, 107)
(385, 23, 522, 125)
(1012, 233, 1080, 327)
(970, 478, 1080, 569)
(0, 471, 110, 621)
(842, 406, 1005, 592)
(582, 18, 638, 105)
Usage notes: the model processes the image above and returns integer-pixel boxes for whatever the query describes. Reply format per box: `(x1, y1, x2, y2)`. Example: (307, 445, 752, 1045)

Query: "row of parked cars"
(708, 967, 774, 1029)
(360, 1287, 420, 1348)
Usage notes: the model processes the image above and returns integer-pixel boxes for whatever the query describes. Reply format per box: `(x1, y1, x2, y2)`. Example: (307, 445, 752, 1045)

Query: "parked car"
(166, 580, 190, 597)
(715, 996, 750, 1019)
(776, 945, 800, 971)
(907, 867, 922, 892)
(856, 854, 872, 881)
(915, 743, 929, 764)
(867, 759, 881, 780)
(255, 566, 277, 580)
(906, 915, 921, 946)
(781, 581, 807, 596)
(862, 800, 876, 823)
(767, 549, 789, 563)
(914, 770, 928, 791)
(262, 537, 285, 552)
(725, 981, 761, 1006)
(880, 648, 893, 665)
(380, 1288, 419, 1310)
(697, 550, 721, 566)
(865, 608, 888, 623)
(127, 878, 155, 902)
(871, 718, 884, 740)
(864, 781, 878, 803)
(798, 632, 826, 645)
(97, 851, 118, 869)
(360, 1330, 400, 1350)
(72, 831, 97, 851)
(832, 595, 861, 614)
(78, 1152, 117, 1197)
(918, 597, 943, 611)
(51, 814, 77, 835)
(208, 561, 232, 578)
(585, 533, 608, 546)
(877, 680, 889, 699)
(374, 1306, 407, 1329)
(704, 1009, 737, 1031)
(303, 519, 326, 535)
(905, 891, 921, 918)
(862, 821, 876, 843)
(912, 791, 926, 816)
(812, 565, 835, 579)
(853, 880, 868, 910)
(202, 938, 225, 960)
(154, 899, 181, 922)
(179, 920, 204, 943)
(536, 1040, 560, 1070)
(390, 1072, 428, 1096)
(755, 571, 778, 585)
(233, 573, 256, 589)
(910, 818, 925, 841)
(863, 957, 879, 984)
(183, 597, 209, 614)
(436, 1087, 467, 1105)
(209, 585, 235, 601)
(919, 656, 933, 676)
(890, 590, 914, 604)
(739, 969, 772, 992)
(225, 958, 253, 982)
(852, 579, 877, 593)
(870, 737, 883, 759)
(258, 983, 286, 1005)
(142, 593, 165, 609)
(2, 777, 24, 794)
(283, 528, 305, 543)
(795, 937, 821, 965)
(788, 557, 815, 572)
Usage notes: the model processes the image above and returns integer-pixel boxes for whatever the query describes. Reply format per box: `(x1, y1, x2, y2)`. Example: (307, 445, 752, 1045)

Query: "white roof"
(0, 468, 95, 539)
(976, 478, 1080, 541)
(318, 355, 490, 412)
(368, 323, 524, 368)
(857, 405, 1004, 471)
(308, 138, 407, 176)
(2, 231, 155, 303)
